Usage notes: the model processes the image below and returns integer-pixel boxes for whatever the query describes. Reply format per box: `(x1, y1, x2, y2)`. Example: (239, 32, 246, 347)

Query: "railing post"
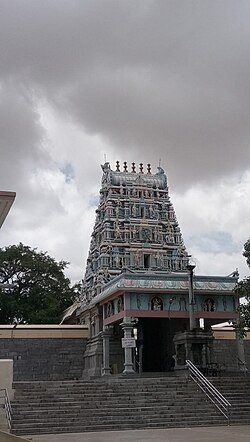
(227, 404, 231, 426)
(138, 361, 141, 376)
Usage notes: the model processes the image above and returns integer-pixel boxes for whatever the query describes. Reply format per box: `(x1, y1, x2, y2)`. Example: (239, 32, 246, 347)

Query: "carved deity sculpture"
(101, 162, 111, 186)
(151, 297, 163, 311)
(149, 205, 154, 218)
(132, 204, 137, 217)
(115, 204, 120, 218)
(96, 273, 105, 285)
(114, 255, 122, 268)
(153, 226, 159, 242)
(156, 166, 165, 175)
(204, 298, 215, 312)
(141, 227, 151, 242)
(134, 250, 141, 267)
(179, 297, 187, 311)
(155, 252, 163, 267)
(131, 225, 137, 240)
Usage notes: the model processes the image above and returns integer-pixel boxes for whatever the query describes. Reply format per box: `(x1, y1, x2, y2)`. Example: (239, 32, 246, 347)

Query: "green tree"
(235, 239, 250, 335)
(0, 243, 76, 324)
(243, 238, 250, 268)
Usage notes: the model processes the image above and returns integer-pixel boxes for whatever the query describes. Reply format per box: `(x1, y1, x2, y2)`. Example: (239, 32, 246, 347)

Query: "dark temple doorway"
(138, 318, 186, 372)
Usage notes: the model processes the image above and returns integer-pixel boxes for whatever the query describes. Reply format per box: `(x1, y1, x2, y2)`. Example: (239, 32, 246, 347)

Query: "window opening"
(144, 254, 150, 269)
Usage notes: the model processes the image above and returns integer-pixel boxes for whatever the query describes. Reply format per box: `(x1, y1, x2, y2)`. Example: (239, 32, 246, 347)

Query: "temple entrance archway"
(138, 318, 187, 372)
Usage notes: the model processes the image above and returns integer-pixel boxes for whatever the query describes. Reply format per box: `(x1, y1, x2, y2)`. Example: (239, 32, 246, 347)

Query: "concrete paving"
(26, 426, 250, 442)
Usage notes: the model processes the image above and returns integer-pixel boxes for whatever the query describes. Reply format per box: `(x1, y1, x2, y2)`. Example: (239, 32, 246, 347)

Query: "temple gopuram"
(72, 162, 240, 376)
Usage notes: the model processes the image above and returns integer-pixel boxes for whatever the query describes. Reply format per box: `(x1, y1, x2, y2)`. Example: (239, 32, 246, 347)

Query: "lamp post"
(187, 263, 196, 331)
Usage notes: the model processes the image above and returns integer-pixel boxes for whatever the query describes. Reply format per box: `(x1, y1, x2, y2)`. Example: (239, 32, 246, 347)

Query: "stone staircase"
(209, 375, 250, 425)
(10, 377, 226, 435)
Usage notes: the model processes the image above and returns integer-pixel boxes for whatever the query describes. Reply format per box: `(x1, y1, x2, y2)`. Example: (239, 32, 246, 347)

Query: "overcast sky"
(1, 0, 250, 283)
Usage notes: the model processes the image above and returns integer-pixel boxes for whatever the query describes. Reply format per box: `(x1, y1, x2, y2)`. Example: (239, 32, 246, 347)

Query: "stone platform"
(27, 426, 250, 442)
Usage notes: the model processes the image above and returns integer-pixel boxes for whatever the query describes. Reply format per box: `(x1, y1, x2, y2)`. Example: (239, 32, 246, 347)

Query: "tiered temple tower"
(76, 161, 239, 377)
(82, 161, 189, 303)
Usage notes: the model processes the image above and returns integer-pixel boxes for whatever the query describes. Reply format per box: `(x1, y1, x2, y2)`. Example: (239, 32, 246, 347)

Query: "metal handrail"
(186, 360, 231, 422)
(0, 388, 12, 429)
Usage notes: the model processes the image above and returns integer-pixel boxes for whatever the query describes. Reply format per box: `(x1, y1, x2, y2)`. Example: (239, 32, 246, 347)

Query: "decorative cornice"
(90, 272, 237, 306)
(101, 162, 168, 190)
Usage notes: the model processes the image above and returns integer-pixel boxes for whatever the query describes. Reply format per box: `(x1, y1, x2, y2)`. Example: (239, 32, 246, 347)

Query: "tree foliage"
(243, 238, 250, 268)
(235, 239, 250, 335)
(0, 243, 76, 324)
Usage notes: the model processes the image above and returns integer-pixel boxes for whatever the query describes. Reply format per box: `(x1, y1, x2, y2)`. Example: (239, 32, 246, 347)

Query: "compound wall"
(0, 325, 88, 381)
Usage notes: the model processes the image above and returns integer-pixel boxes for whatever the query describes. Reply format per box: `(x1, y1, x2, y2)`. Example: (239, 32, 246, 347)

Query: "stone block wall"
(213, 339, 250, 371)
(0, 338, 87, 381)
(83, 334, 103, 378)
(213, 339, 238, 370)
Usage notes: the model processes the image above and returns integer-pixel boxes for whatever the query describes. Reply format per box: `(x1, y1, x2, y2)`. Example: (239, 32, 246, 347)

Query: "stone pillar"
(236, 329, 248, 373)
(121, 318, 135, 374)
(101, 327, 112, 376)
(185, 342, 192, 362)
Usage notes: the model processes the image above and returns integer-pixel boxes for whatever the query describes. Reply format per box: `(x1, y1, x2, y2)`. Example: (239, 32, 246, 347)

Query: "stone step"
(13, 390, 191, 397)
(12, 376, 247, 435)
(12, 394, 205, 402)
(12, 403, 214, 414)
(13, 385, 199, 392)
(13, 417, 223, 426)
(210, 385, 250, 390)
(12, 401, 209, 411)
(12, 392, 197, 400)
(13, 384, 192, 393)
(11, 382, 208, 388)
(12, 402, 210, 412)
(13, 419, 227, 436)
(12, 380, 188, 388)
(13, 388, 194, 396)
(230, 405, 250, 410)
(12, 395, 205, 405)
(12, 415, 226, 431)
(12, 406, 220, 419)
(11, 415, 224, 427)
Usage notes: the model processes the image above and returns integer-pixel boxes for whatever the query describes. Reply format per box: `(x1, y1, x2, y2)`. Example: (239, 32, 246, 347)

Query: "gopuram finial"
(123, 161, 128, 172)
(139, 163, 144, 173)
(147, 163, 151, 174)
(131, 162, 136, 173)
(116, 160, 120, 171)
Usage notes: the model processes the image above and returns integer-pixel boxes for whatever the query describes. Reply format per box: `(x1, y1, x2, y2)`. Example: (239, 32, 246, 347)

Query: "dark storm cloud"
(1, 0, 250, 186)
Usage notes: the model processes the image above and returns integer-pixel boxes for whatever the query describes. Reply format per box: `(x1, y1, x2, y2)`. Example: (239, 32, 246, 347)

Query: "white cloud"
(173, 172, 250, 277)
